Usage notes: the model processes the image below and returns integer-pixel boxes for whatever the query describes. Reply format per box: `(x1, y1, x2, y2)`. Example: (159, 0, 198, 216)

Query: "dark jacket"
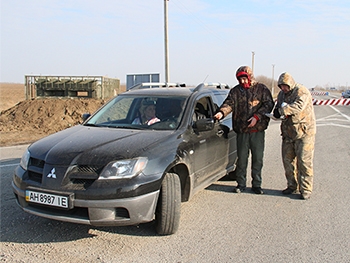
(219, 66, 274, 134)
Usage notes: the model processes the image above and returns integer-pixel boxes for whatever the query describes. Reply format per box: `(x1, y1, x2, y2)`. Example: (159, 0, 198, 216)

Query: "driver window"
(193, 97, 212, 121)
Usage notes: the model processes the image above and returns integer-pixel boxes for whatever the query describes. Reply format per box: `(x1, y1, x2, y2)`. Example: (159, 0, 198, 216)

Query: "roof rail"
(193, 82, 230, 92)
(128, 82, 186, 90)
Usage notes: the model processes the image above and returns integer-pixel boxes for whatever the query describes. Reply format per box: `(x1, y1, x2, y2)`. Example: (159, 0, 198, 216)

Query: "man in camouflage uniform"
(214, 66, 274, 194)
(273, 72, 316, 200)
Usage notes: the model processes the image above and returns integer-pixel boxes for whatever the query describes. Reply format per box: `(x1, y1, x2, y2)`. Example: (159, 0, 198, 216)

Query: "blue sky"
(1, 0, 349, 89)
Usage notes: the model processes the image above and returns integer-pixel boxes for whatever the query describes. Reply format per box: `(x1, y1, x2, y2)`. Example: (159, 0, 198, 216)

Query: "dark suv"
(12, 82, 237, 235)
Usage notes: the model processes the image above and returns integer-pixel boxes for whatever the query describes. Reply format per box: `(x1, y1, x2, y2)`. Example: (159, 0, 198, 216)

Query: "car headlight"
(99, 157, 148, 179)
(20, 150, 30, 170)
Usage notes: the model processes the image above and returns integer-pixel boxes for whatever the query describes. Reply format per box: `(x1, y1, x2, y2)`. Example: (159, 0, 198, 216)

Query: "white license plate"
(25, 190, 69, 209)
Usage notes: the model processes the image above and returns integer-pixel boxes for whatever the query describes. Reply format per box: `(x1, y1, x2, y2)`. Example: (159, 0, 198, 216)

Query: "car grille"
(28, 202, 89, 217)
(27, 157, 45, 183)
(28, 170, 43, 183)
(30, 157, 45, 168)
(67, 165, 102, 189)
(26, 203, 130, 220)
(74, 165, 100, 174)
(116, 208, 130, 219)
(26, 157, 103, 189)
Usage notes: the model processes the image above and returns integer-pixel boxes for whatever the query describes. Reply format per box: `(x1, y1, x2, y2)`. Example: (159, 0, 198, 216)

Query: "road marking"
(317, 123, 350, 129)
(0, 163, 19, 168)
(330, 105, 350, 121)
(316, 106, 350, 128)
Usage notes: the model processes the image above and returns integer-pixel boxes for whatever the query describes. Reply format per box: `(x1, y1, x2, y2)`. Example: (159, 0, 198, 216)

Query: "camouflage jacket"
(275, 72, 316, 140)
(219, 83, 274, 134)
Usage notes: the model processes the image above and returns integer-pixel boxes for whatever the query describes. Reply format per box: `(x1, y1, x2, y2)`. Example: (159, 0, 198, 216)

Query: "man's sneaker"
(282, 187, 298, 195)
(233, 186, 245, 193)
(252, 187, 264, 194)
(300, 192, 311, 200)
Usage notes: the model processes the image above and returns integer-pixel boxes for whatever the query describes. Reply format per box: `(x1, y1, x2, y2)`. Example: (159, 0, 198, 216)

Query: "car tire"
(155, 172, 181, 235)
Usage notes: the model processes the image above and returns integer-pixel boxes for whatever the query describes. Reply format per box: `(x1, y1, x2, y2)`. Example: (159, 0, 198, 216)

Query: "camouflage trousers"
(282, 135, 315, 194)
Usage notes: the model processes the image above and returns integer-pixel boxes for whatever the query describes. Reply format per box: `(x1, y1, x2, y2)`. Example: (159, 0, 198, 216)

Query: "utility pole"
(251, 51, 255, 74)
(271, 64, 275, 96)
(164, 0, 170, 83)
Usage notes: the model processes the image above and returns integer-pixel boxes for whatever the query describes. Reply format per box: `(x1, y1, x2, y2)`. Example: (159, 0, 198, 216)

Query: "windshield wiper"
(114, 125, 144, 130)
(85, 123, 146, 130)
(84, 123, 98, 127)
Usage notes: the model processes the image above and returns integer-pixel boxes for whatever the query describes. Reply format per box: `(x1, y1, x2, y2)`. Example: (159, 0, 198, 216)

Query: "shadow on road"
(206, 182, 303, 200)
(0, 209, 161, 244)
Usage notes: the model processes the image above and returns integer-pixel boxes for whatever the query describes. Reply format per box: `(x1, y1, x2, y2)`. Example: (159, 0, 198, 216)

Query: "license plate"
(25, 190, 69, 209)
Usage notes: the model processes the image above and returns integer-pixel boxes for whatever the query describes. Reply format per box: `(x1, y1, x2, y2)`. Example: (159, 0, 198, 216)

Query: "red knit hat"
(236, 69, 251, 88)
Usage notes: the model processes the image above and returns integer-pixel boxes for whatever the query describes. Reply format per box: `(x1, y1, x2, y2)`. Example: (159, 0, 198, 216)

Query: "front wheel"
(155, 172, 181, 235)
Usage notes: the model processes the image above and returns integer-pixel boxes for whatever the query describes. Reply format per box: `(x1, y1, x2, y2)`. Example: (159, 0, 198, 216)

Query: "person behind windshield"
(132, 100, 160, 125)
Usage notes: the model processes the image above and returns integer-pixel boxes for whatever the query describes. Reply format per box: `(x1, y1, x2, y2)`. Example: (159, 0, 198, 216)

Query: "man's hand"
(247, 116, 257, 128)
(214, 112, 223, 120)
(281, 102, 288, 108)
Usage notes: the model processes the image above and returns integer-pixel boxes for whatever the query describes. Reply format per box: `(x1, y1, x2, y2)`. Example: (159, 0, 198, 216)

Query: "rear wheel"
(155, 172, 181, 235)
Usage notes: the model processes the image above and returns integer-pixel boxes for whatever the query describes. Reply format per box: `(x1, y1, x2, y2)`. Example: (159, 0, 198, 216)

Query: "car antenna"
(202, 75, 209, 82)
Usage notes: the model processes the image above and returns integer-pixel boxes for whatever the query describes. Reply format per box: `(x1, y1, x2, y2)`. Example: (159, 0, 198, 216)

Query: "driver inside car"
(132, 99, 160, 125)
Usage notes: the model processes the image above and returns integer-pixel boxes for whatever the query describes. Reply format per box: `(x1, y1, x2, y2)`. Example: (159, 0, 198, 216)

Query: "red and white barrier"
(313, 98, 350, 106)
(311, 91, 329, 96)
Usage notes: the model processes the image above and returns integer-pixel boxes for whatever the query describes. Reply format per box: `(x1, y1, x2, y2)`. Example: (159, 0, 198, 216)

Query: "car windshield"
(85, 95, 188, 130)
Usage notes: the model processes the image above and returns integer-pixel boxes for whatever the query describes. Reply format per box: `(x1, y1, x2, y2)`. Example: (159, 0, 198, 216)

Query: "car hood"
(28, 125, 173, 166)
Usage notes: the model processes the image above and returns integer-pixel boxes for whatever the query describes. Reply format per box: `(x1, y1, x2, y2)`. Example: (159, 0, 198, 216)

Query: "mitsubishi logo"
(47, 168, 56, 179)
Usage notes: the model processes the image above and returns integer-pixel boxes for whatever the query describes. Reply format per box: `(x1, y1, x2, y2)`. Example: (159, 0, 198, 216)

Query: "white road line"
(330, 105, 350, 121)
(317, 123, 350, 128)
(0, 163, 19, 168)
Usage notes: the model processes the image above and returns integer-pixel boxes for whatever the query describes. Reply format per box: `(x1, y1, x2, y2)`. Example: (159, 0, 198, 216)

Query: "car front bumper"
(12, 181, 160, 226)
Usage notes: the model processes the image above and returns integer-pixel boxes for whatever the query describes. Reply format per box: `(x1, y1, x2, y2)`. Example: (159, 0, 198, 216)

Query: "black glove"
(273, 108, 281, 119)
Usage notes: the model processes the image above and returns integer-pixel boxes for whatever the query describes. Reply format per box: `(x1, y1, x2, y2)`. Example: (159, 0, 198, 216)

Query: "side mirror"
(82, 113, 91, 122)
(193, 118, 215, 131)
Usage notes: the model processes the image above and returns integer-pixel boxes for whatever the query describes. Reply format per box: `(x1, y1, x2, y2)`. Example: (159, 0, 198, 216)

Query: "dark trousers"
(235, 131, 265, 188)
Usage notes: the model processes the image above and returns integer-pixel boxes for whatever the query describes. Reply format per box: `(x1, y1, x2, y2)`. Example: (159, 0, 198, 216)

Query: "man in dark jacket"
(273, 72, 316, 200)
(214, 66, 274, 194)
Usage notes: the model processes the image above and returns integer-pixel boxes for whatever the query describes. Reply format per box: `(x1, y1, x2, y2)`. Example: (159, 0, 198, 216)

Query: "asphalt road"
(1, 100, 349, 262)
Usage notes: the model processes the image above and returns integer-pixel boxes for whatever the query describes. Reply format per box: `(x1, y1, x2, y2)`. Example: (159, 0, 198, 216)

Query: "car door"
(211, 90, 237, 173)
(206, 95, 233, 176)
(190, 95, 227, 189)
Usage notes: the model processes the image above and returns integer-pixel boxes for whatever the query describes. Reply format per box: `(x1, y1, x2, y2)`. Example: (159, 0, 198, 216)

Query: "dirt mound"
(0, 83, 25, 112)
(0, 98, 105, 146)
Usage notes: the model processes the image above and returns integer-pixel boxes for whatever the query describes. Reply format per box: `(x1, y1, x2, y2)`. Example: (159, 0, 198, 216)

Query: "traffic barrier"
(311, 91, 329, 96)
(313, 98, 350, 106)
